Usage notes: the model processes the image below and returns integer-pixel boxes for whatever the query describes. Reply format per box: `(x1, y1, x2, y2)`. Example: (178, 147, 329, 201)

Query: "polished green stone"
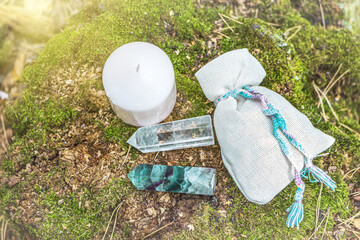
(128, 164, 216, 195)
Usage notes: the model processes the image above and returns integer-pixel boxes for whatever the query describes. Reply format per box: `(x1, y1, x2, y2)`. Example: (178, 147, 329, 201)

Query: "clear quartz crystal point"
(128, 164, 217, 195)
(127, 115, 215, 153)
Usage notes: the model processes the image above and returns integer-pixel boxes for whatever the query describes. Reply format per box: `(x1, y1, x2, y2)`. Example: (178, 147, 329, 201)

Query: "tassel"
(238, 86, 336, 229)
(286, 187, 304, 229)
(301, 161, 336, 191)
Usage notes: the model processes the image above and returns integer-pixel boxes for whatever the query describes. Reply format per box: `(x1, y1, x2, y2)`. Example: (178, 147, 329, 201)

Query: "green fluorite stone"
(128, 164, 216, 195)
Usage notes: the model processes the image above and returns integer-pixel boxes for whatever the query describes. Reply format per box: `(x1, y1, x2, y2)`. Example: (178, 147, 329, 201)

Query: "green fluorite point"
(128, 164, 216, 195)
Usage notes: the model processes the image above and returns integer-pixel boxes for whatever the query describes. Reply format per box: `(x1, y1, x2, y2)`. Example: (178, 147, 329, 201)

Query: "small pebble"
(187, 224, 194, 231)
(0, 91, 9, 100)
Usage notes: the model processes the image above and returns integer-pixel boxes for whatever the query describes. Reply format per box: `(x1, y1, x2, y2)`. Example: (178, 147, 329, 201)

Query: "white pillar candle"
(102, 42, 176, 126)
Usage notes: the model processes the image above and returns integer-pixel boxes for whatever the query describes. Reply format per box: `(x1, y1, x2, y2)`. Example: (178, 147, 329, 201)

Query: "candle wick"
(136, 64, 140, 73)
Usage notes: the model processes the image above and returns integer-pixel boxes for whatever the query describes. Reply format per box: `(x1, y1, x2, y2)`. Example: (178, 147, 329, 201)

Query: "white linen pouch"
(195, 48, 336, 228)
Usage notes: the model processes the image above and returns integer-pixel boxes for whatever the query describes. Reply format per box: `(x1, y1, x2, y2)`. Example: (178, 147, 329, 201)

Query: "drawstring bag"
(195, 49, 336, 228)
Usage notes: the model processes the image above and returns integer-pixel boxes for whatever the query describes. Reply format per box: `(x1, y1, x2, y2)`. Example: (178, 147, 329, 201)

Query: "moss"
(216, 17, 308, 107)
(32, 178, 130, 240)
(1, 0, 359, 239)
(173, 205, 238, 239)
(0, 184, 20, 210)
(6, 93, 76, 136)
(252, 1, 360, 113)
(175, 177, 351, 239)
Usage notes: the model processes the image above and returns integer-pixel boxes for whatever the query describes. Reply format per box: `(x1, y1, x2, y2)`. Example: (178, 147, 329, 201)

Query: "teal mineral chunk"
(128, 164, 216, 195)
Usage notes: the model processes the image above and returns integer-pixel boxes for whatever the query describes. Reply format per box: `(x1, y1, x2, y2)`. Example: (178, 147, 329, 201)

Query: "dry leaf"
(8, 176, 18, 187)
(146, 207, 156, 216)
(160, 208, 166, 214)
(353, 218, 360, 229)
(160, 193, 170, 203)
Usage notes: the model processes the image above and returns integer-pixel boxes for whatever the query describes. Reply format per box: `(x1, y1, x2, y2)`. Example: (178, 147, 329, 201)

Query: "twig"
(337, 211, 360, 227)
(333, 125, 345, 135)
(286, 26, 302, 42)
(101, 201, 124, 240)
(152, 151, 160, 163)
(314, 82, 340, 122)
(219, 26, 231, 30)
(213, 31, 230, 39)
(319, 1, 326, 30)
(338, 218, 360, 238)
(121, 145, 132, 167)
(142, 221, 175, 240)
(218, 13, 234, 33)
(255, 8, 258, 18)
(314, 183, 324, 239)
(265, 22, 281, 27)
(321, 208, 331, 240)
(1, 115, 9, 146)
(0, 227, 2, 240)
(308, 207, 330, 240)
(218, 13, 243, 25)
(324, 69, 350, 97)
(110, 201, 122, 240)
(315, 84, 339, 122)
(313, 82, 328, 122)
(285, 25, 301, 33)
(315, 67, 350, 121)
(3, 220, 7, 240)
(0, 216, 3, 240)
(348, 229, 360, 238)
(342, 166, 360, 180)
(317, 64, 342, 107)
(323, 64, 343, 95)
(339, 123, 360, 138)
(218, 32, 230, 39)
(350, 191, 360, 196)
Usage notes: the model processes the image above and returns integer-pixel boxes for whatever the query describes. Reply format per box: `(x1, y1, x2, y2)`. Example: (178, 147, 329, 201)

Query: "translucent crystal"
(128, 164, 216, 195)
(127, 115, 215, 153)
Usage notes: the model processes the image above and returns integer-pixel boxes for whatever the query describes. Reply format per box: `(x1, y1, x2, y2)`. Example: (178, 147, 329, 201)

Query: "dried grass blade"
(218, 13, 234, 33)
